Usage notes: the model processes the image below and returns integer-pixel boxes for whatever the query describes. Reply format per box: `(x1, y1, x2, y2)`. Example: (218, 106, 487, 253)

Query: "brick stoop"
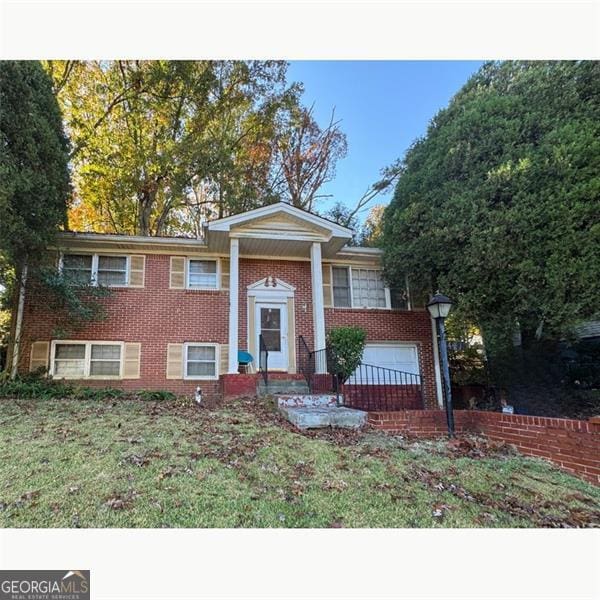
(368, 410, 600, 485)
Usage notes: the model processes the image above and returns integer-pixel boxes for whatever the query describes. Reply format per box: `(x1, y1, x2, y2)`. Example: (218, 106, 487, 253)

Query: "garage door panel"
(351, 343, 420, 384)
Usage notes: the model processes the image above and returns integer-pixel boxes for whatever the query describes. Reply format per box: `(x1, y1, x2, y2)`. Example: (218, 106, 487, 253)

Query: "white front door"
(255, 302, 288, 370)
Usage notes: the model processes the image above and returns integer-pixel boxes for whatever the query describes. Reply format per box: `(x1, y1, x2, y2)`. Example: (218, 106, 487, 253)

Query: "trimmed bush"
(326, 326, 366, 383)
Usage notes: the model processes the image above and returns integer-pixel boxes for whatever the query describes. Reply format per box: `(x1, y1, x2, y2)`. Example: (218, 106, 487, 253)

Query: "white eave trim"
(338, 246, 383, 255)
(55, 232, 208, 248)
(207, 202, 353, 239)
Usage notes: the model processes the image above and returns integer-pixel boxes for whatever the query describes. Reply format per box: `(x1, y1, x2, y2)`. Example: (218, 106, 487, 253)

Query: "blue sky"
(286, 61, 484, 218)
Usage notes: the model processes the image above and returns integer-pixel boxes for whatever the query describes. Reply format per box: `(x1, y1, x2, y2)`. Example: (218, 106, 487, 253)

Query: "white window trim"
(186, 258, 221, 291)
(183, 342, 219, 380)
(60, 253, 130, 288)
(331, 265, 391, 310)
(50, 340, 124, 380)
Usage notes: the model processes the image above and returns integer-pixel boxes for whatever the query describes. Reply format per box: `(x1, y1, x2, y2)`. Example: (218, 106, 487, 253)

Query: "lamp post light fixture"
(427, 292, 455, 437)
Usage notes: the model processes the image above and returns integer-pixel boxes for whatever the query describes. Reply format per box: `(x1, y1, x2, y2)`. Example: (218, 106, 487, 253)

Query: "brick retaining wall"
(368, 410, 600, 485)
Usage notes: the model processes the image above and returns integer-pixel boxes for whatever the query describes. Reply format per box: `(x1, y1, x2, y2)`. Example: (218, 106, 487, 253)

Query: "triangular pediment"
(232, 212, 330, 240)
(207, 202, 352, 240)
(247, 276, 296, 292)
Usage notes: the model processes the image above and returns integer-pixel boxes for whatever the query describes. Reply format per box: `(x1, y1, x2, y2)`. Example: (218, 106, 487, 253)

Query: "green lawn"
(1, 397, 598, 528)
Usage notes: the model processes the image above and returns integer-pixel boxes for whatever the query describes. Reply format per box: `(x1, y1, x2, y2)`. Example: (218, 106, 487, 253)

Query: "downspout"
(10, 258, 28, 379)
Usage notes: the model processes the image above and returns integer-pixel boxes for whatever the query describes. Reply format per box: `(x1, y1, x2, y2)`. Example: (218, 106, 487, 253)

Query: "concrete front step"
(257, 379, 309, 395)
(277, 394, 339, 408)
(280, 406, 367, 430)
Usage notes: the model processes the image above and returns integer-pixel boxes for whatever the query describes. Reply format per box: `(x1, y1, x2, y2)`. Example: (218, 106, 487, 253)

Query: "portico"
(205, 202, 353, 374)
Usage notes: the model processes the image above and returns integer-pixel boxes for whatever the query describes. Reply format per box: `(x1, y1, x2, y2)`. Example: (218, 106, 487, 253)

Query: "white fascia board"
(56, 232, 208, 248)
(338, 246, 384, 255)
(207, 202, 353, 239)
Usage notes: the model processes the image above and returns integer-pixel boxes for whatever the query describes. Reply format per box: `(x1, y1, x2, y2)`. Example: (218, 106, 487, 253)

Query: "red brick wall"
(221, 373, 257, 399)
(19, 253, 439, 404)
(19, 253, 228, 399)
(368, 410, 600, 485)
(238, 258, 314, 351)
(326, 308, 438, 408)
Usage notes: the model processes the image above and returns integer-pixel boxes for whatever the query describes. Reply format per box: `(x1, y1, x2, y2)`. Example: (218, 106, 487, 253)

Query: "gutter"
(55, 232, 208, 248)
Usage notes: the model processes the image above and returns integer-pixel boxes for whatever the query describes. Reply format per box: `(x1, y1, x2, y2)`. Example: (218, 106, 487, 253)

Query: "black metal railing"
(342, 363, 423, 411)
(298, 335, 313, 388)
(298, 336, 339, 400)
(258, 334, 268, 385)
(297, 336, 424, 410)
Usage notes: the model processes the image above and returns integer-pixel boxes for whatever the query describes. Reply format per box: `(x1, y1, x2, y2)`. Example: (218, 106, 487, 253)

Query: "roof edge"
(338, 245, 383, 255)
(207, 202, 353, 237)
(56, 231, 208, 246)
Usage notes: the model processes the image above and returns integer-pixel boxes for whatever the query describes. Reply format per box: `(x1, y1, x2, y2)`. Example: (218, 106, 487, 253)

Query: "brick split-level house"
(18, 202, 444, 408)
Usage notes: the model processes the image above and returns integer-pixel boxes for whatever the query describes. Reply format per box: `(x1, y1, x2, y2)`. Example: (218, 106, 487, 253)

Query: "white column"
(310, 242, 326, 369)
(228, 237, 240, 374)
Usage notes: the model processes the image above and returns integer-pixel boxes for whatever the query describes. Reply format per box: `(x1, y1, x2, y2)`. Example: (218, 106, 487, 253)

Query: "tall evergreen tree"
(0, 60, 70, 266)
(0, 60, 71, 373)
(382, 61, 600, 350)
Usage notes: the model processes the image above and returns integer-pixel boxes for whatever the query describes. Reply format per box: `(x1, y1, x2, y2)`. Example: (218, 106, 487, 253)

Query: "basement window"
(53, 343, 86, 378)
(51, 341, 123, 379)
(184, 343, 218, 379)
(89, 344, 122, 376)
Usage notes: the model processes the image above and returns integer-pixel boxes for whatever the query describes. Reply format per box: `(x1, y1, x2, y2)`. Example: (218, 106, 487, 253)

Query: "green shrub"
(71, 386, 125, 401)
(136, 389, 176, 402)
(326, 326, 366, 383)
(0, 375, 126, 401)
(0, 377, 74, 399)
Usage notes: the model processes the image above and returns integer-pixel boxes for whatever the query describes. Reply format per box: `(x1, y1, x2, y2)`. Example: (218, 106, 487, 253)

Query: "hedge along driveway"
(0, 397, 599, 528)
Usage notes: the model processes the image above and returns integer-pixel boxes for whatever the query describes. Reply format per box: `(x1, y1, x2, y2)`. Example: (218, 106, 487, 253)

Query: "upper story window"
(390, 287, 410, 310)
(352, 268, 386, 308)
(63, 254, 93, 284)
(97, 256, 128, 286)
(187, 259, 218, 289)
(330, 266, 388, 309)
(332, 267, 351, 308)
(62, 253, 129, 287)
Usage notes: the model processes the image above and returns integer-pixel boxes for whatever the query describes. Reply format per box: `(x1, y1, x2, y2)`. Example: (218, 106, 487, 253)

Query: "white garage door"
(362, 343, 420, 374)
(349, 343, 420, 384)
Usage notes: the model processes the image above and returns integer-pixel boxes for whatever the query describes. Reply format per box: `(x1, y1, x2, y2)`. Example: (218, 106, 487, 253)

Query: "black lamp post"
(427, 292, 455, 437)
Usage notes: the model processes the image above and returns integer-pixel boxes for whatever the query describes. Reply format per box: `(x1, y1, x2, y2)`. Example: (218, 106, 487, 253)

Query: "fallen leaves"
(105, 490, 140, 510)
(446, 436, 515, 459)
(322, 479, 348, 492)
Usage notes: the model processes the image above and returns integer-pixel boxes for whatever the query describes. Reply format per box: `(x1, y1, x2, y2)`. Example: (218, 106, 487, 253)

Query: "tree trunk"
(137, 187, 155, 236)
(10, 258, 28, 379)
